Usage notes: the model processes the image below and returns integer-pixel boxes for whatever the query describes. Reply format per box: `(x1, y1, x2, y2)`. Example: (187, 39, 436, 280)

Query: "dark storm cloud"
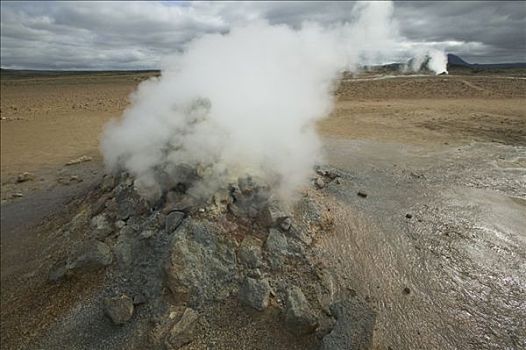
(1, 1, 524, 70)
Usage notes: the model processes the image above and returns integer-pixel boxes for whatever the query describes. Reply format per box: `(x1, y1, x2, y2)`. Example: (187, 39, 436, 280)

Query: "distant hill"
(447, 54, 526, 69)
(0, 68, 160, 79)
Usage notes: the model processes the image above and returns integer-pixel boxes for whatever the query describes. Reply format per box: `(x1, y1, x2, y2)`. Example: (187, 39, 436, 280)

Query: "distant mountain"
(447, 54, 526, 69)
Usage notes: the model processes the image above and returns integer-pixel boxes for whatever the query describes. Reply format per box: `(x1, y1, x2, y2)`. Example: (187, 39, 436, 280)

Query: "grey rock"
(164, 192, 200, 213)
(320, 299, 376, 350)
(165, 308, 199, 350)
(103, 294, 134, 325)
(238, 236, 263, 268)
(115, 184, 146, 220)
(239, 277, 271, 311)
(165, 211, 185, 233)
(115, 220, 126, 229)
(238, 176, 256, 194)
(67, 240, 112, 273)
(315, 177, 326, 189)
(265, 229, 290, 269)
(140, 230, 154, 239)
(100, 175, 116, 192)
(213, 189, 232, 207)
(16, 172, 35, 183)
(285, 286, 318, 335)
(315, 165, 342, 180)
(165, 219, 237, 306)
(92, 193, 111, 216)
(90, 214, 113, 239)
(279, 217, 292, 231)
(114, 236, 133, 268)
(265, 229, 288, 254)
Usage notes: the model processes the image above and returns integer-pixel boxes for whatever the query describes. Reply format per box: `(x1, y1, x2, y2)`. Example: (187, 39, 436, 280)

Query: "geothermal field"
(1, 68, 525, 350)
(1, 2, 526, 350)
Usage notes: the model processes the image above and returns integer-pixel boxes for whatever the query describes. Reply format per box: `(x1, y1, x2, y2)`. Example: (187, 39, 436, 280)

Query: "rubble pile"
(47, 165, 375, 349)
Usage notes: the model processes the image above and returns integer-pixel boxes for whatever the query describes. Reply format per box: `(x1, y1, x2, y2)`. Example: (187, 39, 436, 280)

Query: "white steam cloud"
(101, 1, 447, 201)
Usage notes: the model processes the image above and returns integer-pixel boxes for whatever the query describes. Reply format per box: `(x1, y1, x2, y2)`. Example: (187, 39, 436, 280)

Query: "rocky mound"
(44, 165, 375, 349)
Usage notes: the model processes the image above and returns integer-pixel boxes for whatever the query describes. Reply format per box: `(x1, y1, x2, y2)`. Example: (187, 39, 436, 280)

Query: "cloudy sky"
(1, 1, 525, 70)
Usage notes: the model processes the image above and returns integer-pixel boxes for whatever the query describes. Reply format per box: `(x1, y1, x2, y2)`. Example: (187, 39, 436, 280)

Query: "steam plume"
(101, 1, 447, 201)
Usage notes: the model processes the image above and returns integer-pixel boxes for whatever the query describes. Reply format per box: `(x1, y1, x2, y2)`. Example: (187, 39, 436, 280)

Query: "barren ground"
(1, 71, 525, 349)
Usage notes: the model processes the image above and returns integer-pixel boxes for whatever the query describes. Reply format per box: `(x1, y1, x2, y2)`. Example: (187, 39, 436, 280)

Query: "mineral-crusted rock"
(239, 277, 271, 311)
(90, 214, 113, 239)
(103, 294, 134, 325)
(320, 299, 376, 350)
(165, 308, 199, 350)
(165, 219, 237, 306)
(285, 286, 318, 335)
(66, 240, 112, 273)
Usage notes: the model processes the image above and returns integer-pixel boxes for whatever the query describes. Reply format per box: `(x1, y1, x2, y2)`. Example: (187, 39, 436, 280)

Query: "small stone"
(103, 294, 134, 325)
(65, 155, 93, 166)
(165, 308, 199, 350)
(279, 217, 292, 231)
(11, 192, 24, 198)
(315, 177, 325, 189)
(357, 191, 368, 198)
(165, 211, 185, 233)
(239, 277, 271, 311)
(16, 172, 35, 183)
(140, 230, 154, 239)
(403, 287, 411, 295)
(285, 286, 318, 335)
(115, 220, 126, 229)
(405, 214, 413, 219)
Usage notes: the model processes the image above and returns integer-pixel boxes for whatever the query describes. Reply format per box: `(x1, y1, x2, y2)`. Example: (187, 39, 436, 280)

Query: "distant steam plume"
(101, 1, 447, 201)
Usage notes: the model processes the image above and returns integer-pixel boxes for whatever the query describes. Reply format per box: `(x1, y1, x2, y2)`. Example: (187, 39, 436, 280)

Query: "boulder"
(165, 219, 237, 306)
(103, 294, 134, 325)
(284, 286, 318, 335)
(239, 277, 271, 311)
(165, 308, 199, 350)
